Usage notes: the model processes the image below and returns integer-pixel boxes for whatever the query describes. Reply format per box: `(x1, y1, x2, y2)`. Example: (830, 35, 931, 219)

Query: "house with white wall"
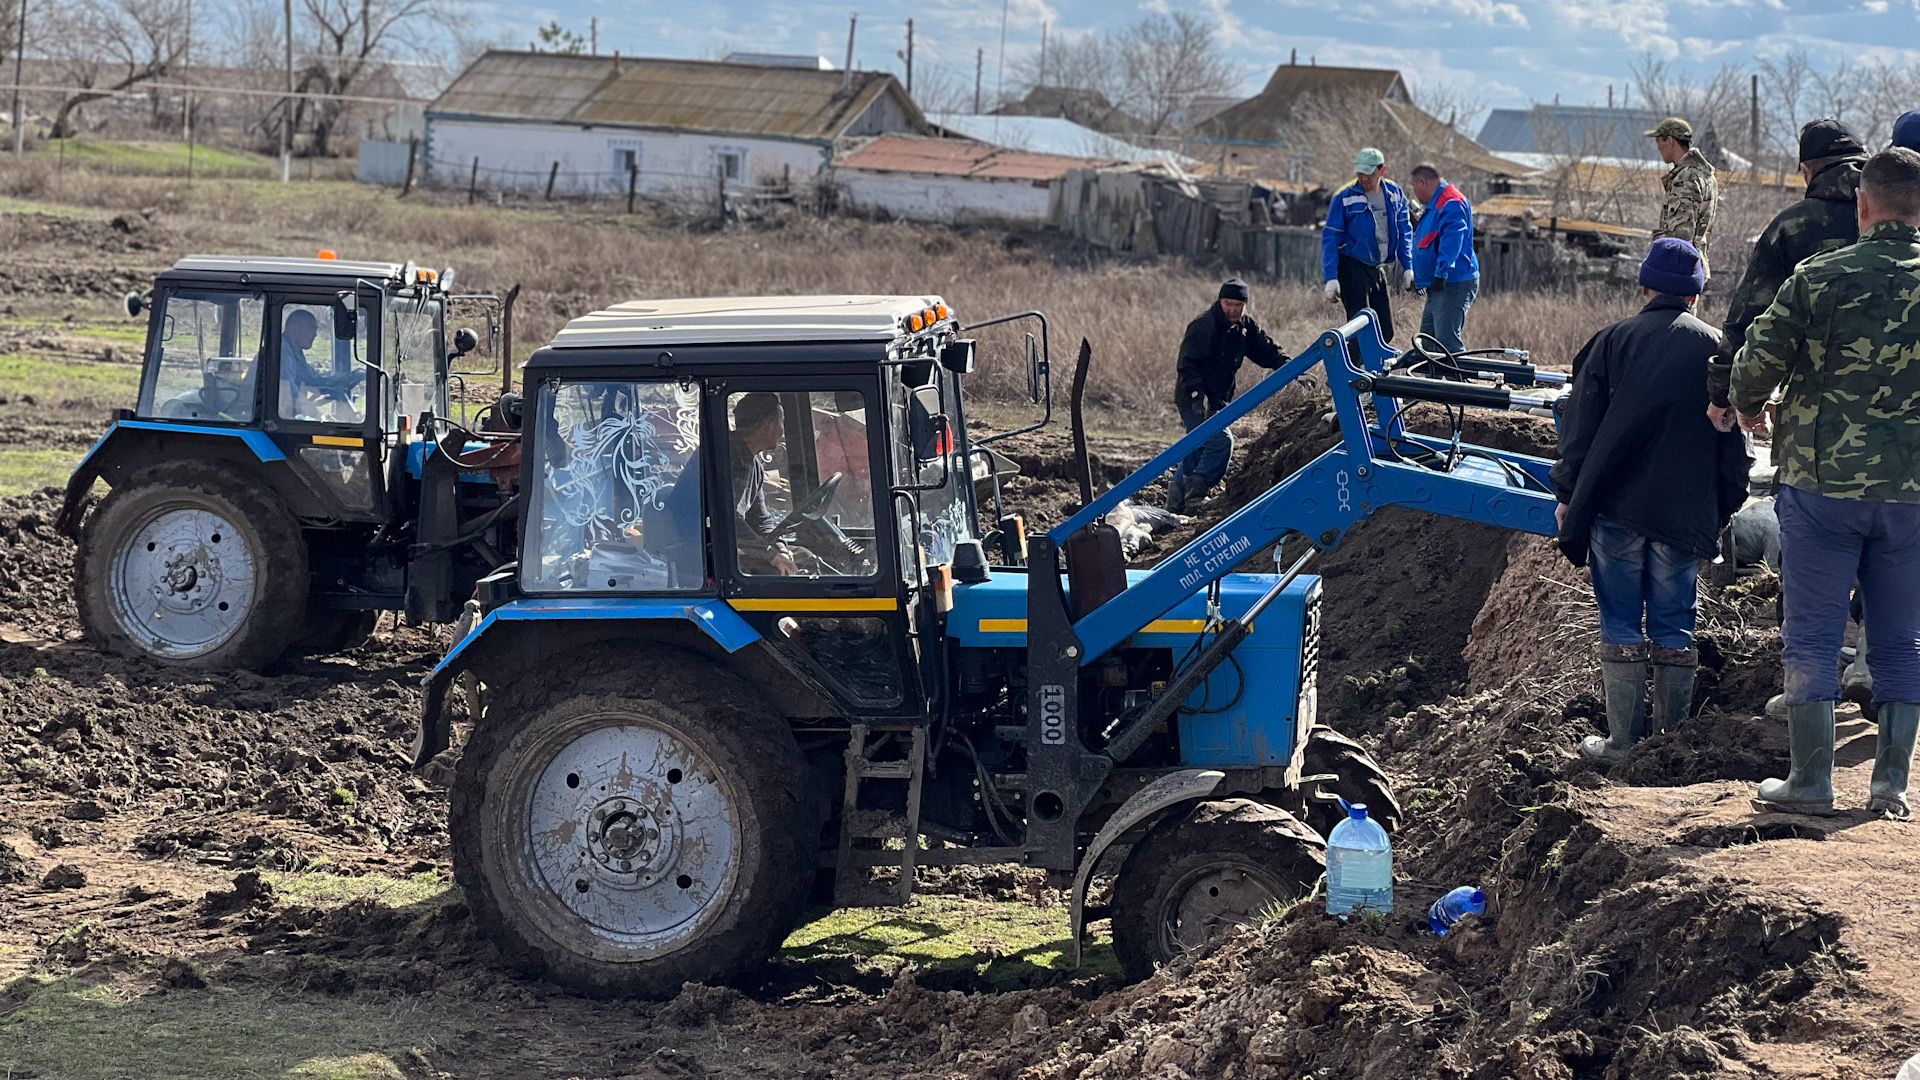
(834, 135, 1118, 225)
(424, 51, 927, 199)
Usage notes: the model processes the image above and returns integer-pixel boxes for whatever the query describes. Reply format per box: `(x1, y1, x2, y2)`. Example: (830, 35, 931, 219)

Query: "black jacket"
(1708, 156, 1864, 404)
(1551, 295, 1752, 566)
(1175, 304, 1285, 409)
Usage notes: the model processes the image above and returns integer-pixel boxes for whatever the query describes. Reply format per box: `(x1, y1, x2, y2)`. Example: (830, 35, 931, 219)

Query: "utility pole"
(903, 18, 912, 96)
(994, 0, 1007, 112)
(10, 0, 25, 155)
(181, 0, 192, 140)
(1750, 72, 1760, 175)
(974, 48, 982, 113)
(281, 0, 292, 182)
(841, 13, 855, 91)
(1038, 22, 1047, 88)
(590, 16, 597, 56)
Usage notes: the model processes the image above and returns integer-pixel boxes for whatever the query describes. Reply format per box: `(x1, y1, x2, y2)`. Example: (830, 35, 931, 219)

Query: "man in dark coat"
(1166, 278, 1285, 512)
(1552, 238, 1752, 765)
(1707, 119, 1867, 407)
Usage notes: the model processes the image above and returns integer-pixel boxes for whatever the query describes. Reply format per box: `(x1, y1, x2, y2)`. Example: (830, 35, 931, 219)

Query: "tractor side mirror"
(331, 292, 357, 338)
(939, 338, 976, 375)
(908, 384, 950, 464)
(124, 291, 145, 318)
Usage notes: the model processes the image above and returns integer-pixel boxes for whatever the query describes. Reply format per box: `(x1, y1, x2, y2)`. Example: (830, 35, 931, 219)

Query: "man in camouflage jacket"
(1725, 147, 1920, 821)
(1648, 118, 1718, 276)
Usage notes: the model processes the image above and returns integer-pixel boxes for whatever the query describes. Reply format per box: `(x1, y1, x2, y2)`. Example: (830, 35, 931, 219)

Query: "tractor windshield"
(522, 378, 705, 593)
(139, 290, 265, 423)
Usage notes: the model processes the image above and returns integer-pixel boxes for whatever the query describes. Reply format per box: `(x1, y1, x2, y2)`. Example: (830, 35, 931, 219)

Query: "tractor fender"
(412, 597, 763, 767)
(1069, 768, 1226, 966)
(58, 422, 287, 537)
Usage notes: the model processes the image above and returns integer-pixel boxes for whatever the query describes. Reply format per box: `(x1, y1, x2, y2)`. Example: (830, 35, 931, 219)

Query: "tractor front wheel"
(1108, 799, 1324, 981)
(450, 649, 815, 997)
(1298, 727, 1402, 840)
(75, 462, 308, 671)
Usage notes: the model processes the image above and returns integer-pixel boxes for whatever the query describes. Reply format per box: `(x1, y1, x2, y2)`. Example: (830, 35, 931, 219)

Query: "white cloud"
(1864, 0, 1889, 11)
(1547, 0, 1679, 58)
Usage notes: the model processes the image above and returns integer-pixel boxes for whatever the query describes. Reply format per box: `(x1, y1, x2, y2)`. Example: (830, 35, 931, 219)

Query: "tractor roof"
(547, 295, 952, 349)
(168, 255, 411, 280)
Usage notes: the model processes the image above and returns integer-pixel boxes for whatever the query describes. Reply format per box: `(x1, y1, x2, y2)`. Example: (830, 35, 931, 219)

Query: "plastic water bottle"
(1325, 803, 1393, 917)
(1427, 886, 1487, 936)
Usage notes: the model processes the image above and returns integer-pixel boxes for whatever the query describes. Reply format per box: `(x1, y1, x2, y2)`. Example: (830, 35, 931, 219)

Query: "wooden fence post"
(399, 136, 418, 197)
(627, 163, 638, 214)
(545, 160, 560, 201)
(467, 156, 479, 204)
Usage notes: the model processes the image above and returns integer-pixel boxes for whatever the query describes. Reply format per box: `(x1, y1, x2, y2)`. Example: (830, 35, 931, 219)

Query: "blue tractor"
(415, 296, 1569, 994)
(58, 254, 520, 670)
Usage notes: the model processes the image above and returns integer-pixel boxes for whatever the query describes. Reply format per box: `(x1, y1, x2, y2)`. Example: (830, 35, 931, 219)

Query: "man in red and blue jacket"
(1409, 163, 1481, 353)
(1321, 147, 1415, 344)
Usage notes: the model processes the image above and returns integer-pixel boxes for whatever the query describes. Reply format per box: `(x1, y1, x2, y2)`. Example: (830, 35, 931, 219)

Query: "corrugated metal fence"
(356, 139, 412, 186)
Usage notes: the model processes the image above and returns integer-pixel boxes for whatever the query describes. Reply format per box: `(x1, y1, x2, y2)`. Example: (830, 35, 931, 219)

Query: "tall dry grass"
(6, 167, 1769, 426)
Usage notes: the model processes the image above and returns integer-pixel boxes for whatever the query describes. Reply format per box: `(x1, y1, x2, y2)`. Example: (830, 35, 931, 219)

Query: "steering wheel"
(198, 358, 246, 416)
(772, 471, 844, 535)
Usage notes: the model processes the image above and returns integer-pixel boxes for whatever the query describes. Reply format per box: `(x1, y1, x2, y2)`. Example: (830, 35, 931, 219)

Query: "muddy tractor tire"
(75, 462, 309, 671)
(1299, 727, 1403, 840)
(1109, 798, 1325, 981)
(288, 609, 379, 658)
(450, 648, 816, 997)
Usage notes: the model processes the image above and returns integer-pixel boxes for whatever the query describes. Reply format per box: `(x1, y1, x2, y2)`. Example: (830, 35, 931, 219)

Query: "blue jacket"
(1411, 180, 1479, 288)
(1321, 179, 1414, 281)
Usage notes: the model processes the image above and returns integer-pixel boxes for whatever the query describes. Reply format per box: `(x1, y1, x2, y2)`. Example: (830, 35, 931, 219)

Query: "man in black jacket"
(1706, 119, 1866, 407)
(1167, 279, 1285, 512)
(1552, 239, 1752, 764)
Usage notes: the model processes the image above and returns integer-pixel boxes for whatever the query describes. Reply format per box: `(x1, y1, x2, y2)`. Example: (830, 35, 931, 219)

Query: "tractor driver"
(278, 308, 362, 422)
(730, 392, 800, 576)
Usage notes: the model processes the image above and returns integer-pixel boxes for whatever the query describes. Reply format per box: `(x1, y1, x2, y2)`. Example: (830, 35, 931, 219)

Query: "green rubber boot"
(1870, 701, 1917, 822)
(1581, 645, 1648, 766)
(1649, 647, 1697, 735)
(1765, 693, 1789, 722)
(1754, 701, 1837, 816)
(1842, 628, 1878, 723)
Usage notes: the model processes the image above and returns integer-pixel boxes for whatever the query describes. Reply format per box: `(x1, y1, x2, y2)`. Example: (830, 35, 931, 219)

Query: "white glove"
(1324, 279, 1341, 302)
(1401, 268, 1416, 291)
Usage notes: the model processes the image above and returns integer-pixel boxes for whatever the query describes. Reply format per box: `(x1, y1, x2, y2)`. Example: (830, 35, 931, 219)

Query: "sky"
(458, 0, 1920, 124)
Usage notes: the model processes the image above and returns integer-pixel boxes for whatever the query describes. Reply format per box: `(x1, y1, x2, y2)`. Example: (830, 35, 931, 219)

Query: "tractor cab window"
(726, 390, 878, 579)
(886, 364, 973, 581)
(139, 290, 265, 423)
(387, 294, 446, 429)
(277, 302, 368, 425)
(524, 378, 704, 592)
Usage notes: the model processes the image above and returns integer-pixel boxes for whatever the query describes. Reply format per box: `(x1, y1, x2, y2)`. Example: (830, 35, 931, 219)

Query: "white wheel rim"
(110, 506, 258, 658)
(1162, 863, 1281, 957)
(518, 720, 739, 952)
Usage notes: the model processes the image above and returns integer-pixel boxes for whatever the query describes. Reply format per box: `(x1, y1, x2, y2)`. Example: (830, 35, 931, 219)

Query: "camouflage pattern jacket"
(1732, 221, 1920, 503)
(1707, 155, 1864, 406)
(1655, 148, 1717, 259)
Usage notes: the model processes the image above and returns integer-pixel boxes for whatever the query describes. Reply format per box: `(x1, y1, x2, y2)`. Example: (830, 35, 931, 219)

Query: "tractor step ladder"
(832, 722, 927, 908)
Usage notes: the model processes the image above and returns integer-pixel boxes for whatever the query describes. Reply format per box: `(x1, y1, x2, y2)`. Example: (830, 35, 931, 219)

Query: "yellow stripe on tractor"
(729, 598, 900, 613)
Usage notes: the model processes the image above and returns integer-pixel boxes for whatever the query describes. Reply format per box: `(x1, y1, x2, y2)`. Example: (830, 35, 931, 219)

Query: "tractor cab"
(61, 253, 519, 670)
(501, 295, 1000, 719)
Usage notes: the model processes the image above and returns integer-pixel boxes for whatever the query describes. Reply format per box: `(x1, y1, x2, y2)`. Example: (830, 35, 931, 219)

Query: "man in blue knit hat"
(1552, 238, 1753, 765)
(1894, 111, 1920, 151)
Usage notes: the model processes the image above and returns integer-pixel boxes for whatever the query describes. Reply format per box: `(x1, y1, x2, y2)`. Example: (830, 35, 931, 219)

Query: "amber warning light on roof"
(316, 249, 338, 260)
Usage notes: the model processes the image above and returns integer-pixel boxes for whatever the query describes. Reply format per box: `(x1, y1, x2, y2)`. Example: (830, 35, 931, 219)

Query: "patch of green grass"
(0, 976, 427, 1080)
(263, 869, 453, 910)
(0, 352, 141, 404)
(0, 195, 115, 220)
(33, 139, 274, 177)
(0, 447, 84, 496)
(781, 894, 1119, 990)
(15, 318, 149, 345)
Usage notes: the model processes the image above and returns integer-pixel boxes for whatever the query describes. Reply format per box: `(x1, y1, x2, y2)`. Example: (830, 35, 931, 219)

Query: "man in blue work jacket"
(1322, 147, 1414, 345)
(1408, 163, 1481, 353)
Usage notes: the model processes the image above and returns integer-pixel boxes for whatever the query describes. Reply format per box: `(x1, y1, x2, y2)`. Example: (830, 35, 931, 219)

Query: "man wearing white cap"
(1321, 147, 1414, 345)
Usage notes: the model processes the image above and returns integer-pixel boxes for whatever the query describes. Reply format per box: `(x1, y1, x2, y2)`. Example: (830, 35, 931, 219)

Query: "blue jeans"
(1173, 392, 1234, 494)
(1777, 484, 1920, 704)
(1419, 276, 1479, 353)
(1589, 515, 1700, 650)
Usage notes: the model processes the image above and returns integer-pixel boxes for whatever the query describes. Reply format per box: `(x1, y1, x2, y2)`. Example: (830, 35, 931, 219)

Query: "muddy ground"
(1, 196, 1916, 1079)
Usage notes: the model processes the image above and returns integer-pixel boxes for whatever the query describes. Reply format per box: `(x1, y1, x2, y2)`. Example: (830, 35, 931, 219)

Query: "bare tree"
(1757, 48, 1813, 178)
(1631, 54, 1749, 164)
(43, 0, 189, 138)
(1116, 13, 1239, 136)
(297, 0, 445, 156)
(1006, 29, 1128, 114)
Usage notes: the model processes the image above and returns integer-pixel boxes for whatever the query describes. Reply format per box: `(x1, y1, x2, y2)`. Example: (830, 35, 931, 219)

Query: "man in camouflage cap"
(1648, 117, 1718, 276)
(1728, 147, 1920, 820)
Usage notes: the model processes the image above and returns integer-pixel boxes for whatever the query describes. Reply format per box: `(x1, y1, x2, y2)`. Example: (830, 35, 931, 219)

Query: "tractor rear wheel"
(75, 462, 308, 671)
(1299, 727, 1402, 840)
(450, 648, 815, 997)
(1109, 799, 1324, 981)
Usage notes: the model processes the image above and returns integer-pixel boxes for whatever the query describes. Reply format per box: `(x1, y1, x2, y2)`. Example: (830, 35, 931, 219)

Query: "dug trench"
(0, 387, 1915, 1077)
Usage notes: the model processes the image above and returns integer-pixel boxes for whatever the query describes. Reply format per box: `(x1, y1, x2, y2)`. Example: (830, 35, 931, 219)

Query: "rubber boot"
(1765, 693, 1789, 722)
(1753, 701, 1837, 816)
(1164, 474, 1187, 514)
(1842, 627, 1878, 723)
(1869, 701, 1917, 822)
(1581, 644, 1648, 765)
(1649, 647, 1697, 735)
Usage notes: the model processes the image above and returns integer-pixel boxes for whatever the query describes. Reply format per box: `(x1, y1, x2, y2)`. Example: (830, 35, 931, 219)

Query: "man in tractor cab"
(1166, 278, 1285, 512)
(278, 308, 362, 421)
(728, 392, 800, 576)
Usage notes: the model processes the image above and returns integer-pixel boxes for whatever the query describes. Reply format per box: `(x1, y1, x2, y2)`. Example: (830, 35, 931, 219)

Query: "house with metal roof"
(926, 113, 1171, 165)
(833, 134, 1120, 224)
(423, 50, 928, 198)
(1477, 105, 1726, 169)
